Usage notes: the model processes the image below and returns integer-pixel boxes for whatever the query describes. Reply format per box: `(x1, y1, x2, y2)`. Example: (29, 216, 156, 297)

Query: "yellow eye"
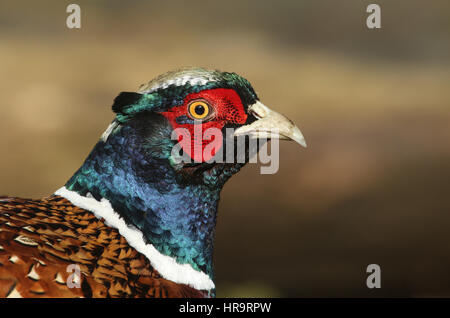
(188, 100, 210, 120)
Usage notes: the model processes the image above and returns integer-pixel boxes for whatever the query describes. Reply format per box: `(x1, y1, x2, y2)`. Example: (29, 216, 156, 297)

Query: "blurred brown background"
(1, 0, 450, 297)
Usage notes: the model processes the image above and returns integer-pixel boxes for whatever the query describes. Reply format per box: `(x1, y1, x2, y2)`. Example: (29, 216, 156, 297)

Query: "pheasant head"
(56, 67, 306, 293)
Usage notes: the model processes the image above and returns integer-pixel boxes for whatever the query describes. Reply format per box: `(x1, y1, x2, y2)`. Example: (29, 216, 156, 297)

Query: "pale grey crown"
(138, 67, 220, 94)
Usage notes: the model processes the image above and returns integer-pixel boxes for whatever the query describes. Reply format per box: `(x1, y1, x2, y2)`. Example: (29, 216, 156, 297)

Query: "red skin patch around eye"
(160, 88, 248, 162)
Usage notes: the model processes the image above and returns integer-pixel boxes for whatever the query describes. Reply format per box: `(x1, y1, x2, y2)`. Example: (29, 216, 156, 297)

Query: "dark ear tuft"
(112, 92, 143, 114)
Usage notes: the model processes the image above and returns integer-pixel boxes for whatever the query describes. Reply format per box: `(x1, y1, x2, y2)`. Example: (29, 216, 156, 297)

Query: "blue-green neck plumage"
(65, 112, 244, 283)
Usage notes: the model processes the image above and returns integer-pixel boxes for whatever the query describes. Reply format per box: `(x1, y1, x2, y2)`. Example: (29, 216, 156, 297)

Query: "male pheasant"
(0, 68, 306, 298)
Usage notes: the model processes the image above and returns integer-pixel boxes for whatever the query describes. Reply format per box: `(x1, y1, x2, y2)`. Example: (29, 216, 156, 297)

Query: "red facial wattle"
(160, 88, 248, 162)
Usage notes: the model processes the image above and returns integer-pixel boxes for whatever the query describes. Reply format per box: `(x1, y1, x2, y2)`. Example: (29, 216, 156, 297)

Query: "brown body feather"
(0, 196, 207, 298)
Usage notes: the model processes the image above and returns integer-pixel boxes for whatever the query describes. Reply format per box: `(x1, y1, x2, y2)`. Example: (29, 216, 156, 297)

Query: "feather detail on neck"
(54, 186, 215, 291)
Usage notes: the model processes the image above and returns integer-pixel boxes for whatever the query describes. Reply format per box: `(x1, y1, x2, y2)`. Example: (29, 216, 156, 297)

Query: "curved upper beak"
(233, 101, 307, 148)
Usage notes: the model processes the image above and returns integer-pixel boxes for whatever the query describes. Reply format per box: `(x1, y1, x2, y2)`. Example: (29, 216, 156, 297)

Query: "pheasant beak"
(233, 101, 307, 148)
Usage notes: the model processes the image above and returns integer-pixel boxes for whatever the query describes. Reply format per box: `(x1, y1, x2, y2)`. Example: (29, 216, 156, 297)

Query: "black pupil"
(194, 105, 205, 116)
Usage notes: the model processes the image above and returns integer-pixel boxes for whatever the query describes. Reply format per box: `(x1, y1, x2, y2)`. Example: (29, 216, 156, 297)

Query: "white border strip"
(100, 121, 119, 142)
(55, 186, 215, 291)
